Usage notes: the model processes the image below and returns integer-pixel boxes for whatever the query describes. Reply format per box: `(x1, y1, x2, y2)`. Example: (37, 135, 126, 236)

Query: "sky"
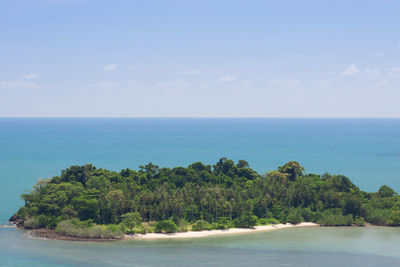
(1, 0, 400, 117)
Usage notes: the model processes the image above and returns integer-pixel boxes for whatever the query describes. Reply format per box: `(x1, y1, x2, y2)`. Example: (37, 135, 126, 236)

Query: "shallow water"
(1, 226, 400, 266)
(1, 118, 400, 266)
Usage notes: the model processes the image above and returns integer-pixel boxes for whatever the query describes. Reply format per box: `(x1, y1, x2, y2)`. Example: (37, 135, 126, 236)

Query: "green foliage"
(175, 218, 189, 232)
(318, 214, 354, 226)
(265, 217, 280, 225)
(61, 205, 78, 220)
(299, 208, 314, 222)
(23, 215, 61, 229)
(140, 222, 154, 234)
(287, 210, 304, 225)
(343, 197, 363, 217)
(365, 207, 389, 225)
(155, 220, 178, 233)
(184, 204, 198, 222)
(233, 214, 258, 228)
(378, 185, 396, 198)
(121, 212, 142, 233)
(60, 164, 96, 186)
(192, 220, 212, 231)
(73, 196, 99, 221)
(278, 161, 304, 181)
(354, 217, 365, 226)
(133, 227, 147, 234)
(23, 216, 40, 229)
(215, 217, 232, 230)
(257, 218, 267, 225)
(237, 160, 250, 168)
(387, 210, 400, 226)
(55, 219, 124, 239)
(10, 158, 400, 238)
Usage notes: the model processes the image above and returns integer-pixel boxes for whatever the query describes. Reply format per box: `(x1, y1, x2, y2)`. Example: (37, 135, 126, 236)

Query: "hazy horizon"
(1, 116, 400, 119)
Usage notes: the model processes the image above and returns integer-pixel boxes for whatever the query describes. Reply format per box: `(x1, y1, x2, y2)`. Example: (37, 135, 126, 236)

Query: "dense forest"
(10, 159, 400, 239)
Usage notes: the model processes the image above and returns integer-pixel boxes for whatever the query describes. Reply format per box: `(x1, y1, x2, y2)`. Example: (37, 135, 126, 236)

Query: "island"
(9, 159, 400, 241)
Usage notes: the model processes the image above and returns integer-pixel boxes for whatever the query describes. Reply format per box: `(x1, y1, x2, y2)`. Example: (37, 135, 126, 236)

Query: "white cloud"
(219, 75, 237, 82)
(385, 68, 400, 78)
(269, 78, 300, 87)
(0, 81, 37, 89)
(104, 64, 118, 71)
(340, 64, 359, 76)
(156, 79, 190, 88)
(20, 73, 38, 80)
(177, 70, 200, 75)
(95, 81, 120, 88)
(365, 69, 380, 79)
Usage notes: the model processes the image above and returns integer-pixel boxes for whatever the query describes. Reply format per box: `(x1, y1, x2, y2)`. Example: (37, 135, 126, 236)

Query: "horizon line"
(1, 116, 400, 119)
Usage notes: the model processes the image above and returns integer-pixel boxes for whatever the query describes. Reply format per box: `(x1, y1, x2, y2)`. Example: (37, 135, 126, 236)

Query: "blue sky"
(1, 0, 400, 117)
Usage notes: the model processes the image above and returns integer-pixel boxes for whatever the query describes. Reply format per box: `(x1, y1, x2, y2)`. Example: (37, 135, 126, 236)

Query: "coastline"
(28, 229, 120, 242)
(8, 222, 319, 242)
(124, 222, 318, 240)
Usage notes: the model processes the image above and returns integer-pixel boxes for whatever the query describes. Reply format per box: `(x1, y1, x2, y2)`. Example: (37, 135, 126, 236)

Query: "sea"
(0, 118, 400, 266)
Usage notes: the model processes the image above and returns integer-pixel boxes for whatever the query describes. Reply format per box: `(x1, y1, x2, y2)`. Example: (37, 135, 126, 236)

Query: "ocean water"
(1, 226, 400, 266)
(1, 118, 400, 266)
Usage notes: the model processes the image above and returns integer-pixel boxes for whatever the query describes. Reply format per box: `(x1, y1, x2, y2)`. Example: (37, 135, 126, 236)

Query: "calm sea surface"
(0, 118, 400, 266)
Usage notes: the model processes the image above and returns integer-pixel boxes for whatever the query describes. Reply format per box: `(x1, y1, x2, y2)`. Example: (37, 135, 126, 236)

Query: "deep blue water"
(1, 118, 400, 266)
(1, 118, 400, 224)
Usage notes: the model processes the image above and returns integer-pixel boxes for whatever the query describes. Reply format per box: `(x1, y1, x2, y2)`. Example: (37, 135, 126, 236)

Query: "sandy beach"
(125, 222, 318, 240)
(0, 224, 16, 228)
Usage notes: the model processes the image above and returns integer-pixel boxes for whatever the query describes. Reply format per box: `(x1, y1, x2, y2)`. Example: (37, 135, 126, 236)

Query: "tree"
(328, 175, 357, 193)
(216, 217, 231, 229)
(237, 160, 249, 168)
(192, 220, 212, 231)
(190, 162, 207, 172)
(86, 175, 110, 192)
(10, 159, 400, 236)
(61, 205, 78, 220)
(105, 190, 125, 223)
(139, 163, 159, 178)
(278, 161, 304, 181)
(61, 164, 96, 186)
(221, 160, 237, 176)
(287, 210, 304, 224)
(387, 210, 400, 226)
(343, 197, 363, 217)
(72, 196, 99, 221)
(184, 204, 198, 222)
(233, 213, 258, 228)
(378, 185, 396, 198)
(213, 157, 227, 174)
(155, 220, 178, 233)
(121, 212, 142, 232)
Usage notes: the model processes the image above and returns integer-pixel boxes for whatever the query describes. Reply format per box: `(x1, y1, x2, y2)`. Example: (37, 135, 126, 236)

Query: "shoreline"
(8, 222, 319, 242)
(9, 222, 397, 242)
(124, 222, 318, 240)
(28, 228, 121, 242)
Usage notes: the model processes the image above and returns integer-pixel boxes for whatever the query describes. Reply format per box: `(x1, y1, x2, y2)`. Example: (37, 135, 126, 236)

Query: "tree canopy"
(10, 159, 400, 238)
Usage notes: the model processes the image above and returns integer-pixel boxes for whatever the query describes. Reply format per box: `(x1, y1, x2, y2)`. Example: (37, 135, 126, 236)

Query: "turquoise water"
(1, 226, 400, 266)
(1, 118, 400, 266)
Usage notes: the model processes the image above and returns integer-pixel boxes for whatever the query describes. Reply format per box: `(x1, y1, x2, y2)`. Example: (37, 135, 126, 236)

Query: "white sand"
(0, 224, 16, 228)
(125, 222, 318, 240)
